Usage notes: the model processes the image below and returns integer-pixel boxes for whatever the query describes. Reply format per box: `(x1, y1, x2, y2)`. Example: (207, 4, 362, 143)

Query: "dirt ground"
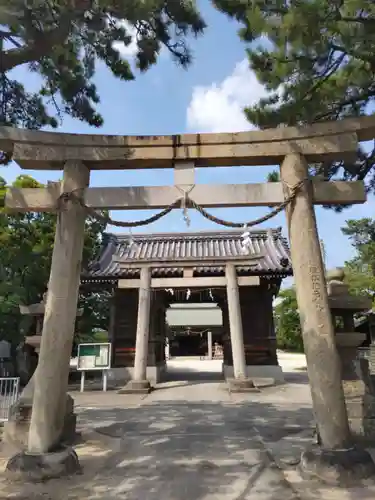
(0, 356, 374, 499)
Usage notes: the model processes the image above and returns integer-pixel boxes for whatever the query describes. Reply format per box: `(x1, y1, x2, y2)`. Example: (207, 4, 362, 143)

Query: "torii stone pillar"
(281, 154, 349, 448)
(225, 263, 256, 392)
(27, 161, 90, 454)
(280, 153, 375, 482)
(119, 266, 152, 393)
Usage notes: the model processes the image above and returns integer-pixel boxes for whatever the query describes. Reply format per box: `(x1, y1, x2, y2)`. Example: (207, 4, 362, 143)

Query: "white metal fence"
(0, 377, 20, 422)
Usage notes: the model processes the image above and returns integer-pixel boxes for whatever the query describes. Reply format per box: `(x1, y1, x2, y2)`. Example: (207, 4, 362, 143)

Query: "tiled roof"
(83, 228, 292, 280)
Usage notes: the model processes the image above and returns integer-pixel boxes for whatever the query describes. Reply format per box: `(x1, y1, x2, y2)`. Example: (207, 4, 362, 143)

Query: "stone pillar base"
(6, 447, 81, 482)
(223, 364, 284, 384)
(299, 446, 375, 486)
(227, 378, 260, 393)
(117, 379, 152, 394)
(3, 394, 77, 451)
(110, 363, 166, 385)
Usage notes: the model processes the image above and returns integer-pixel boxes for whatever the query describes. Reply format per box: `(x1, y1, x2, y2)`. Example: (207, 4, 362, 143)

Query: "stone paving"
(1, 355, 375, 499)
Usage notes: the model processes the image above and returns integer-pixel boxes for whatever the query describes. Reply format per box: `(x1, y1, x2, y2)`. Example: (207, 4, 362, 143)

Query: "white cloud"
(112, 20, 139, 58)
(112, 20, 167, 61)
(273, 297, 284, 307)
(186, 59, 269, 133)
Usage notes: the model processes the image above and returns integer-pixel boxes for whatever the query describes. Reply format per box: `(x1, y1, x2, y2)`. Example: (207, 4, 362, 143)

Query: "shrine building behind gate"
(81, 228, 292, 383)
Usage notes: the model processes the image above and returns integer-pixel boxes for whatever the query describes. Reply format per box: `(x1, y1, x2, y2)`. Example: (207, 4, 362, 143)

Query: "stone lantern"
(327, 267, 375, 439)
(4, 290, 83, 450)
(20, 290, 83, 357)
(19, 294, 46, 355)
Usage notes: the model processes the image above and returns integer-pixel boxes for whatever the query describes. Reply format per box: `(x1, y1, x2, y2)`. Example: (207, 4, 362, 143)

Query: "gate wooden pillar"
(207, 330, 213, 360)
(107, 292, 117, 346)
(148, 291, 168, 378)
(28, 161, 89, 455)
(110, 288, 138, 373)
(280, 153, 351, 449)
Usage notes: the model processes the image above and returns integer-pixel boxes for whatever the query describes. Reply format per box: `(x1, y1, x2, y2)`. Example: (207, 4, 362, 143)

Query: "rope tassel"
(176, 185, 194, 228)
(241, 226, 251, 254)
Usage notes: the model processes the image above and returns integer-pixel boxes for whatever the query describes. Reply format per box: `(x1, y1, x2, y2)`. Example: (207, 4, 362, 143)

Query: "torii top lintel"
(1, 115, 375, 170)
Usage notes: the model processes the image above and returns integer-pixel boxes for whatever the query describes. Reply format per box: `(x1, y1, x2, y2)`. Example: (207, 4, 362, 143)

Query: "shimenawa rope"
(57, 179, 306, 229)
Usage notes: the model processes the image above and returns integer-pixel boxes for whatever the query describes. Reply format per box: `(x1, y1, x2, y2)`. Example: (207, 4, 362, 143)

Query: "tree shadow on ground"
(1, 399, 322, 500)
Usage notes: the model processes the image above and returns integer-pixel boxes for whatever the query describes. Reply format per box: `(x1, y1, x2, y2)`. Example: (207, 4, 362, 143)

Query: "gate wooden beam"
(5, 180, 366, 212)
(113, 256, 263, 268)
(118, 276, 260, 289)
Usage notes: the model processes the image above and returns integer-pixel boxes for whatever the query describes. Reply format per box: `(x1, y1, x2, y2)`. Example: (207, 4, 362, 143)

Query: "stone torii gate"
(3, 116, 375, 480)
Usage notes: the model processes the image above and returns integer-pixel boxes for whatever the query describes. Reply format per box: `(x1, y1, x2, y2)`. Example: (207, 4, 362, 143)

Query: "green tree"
(342, 218, 375, 303)
(267, 171, 279, 183)
(0, 174, 109, 345)
(274, 287, 304, 352)
(214, 0, 375, 190)
(76, 289, 112, 346)
(0, 0, 205, 147)
(274, 219, 375, 354)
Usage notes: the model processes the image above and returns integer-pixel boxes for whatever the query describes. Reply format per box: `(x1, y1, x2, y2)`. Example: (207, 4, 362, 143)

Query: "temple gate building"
(81, 228, 292, 385)
(166, 303, 223, 358)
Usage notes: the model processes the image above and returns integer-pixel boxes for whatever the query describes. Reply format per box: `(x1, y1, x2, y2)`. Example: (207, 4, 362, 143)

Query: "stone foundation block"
(110, 364, 166, 385)
(345, 399, 367, 419)
(117, 379, 152, 394)
(300, 446, 375, 486)
(223, 364, 284, 384)
(227, 378, 260, 393)
(343, 390, 375, 439)
(349, 418, 375, 439)
(6, 447, 81, 482)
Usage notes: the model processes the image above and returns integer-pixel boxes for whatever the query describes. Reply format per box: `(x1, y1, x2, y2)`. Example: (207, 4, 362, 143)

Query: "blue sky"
(1, 1, 373, 274)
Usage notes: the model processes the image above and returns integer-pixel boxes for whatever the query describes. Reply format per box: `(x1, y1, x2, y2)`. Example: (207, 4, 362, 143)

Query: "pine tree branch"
(315, 87, 375, 121)
(0, 29, 22, 48)
(300, 52, 346, 102)
(340, 16, 375, 25)
(0, 17, 74, 72)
